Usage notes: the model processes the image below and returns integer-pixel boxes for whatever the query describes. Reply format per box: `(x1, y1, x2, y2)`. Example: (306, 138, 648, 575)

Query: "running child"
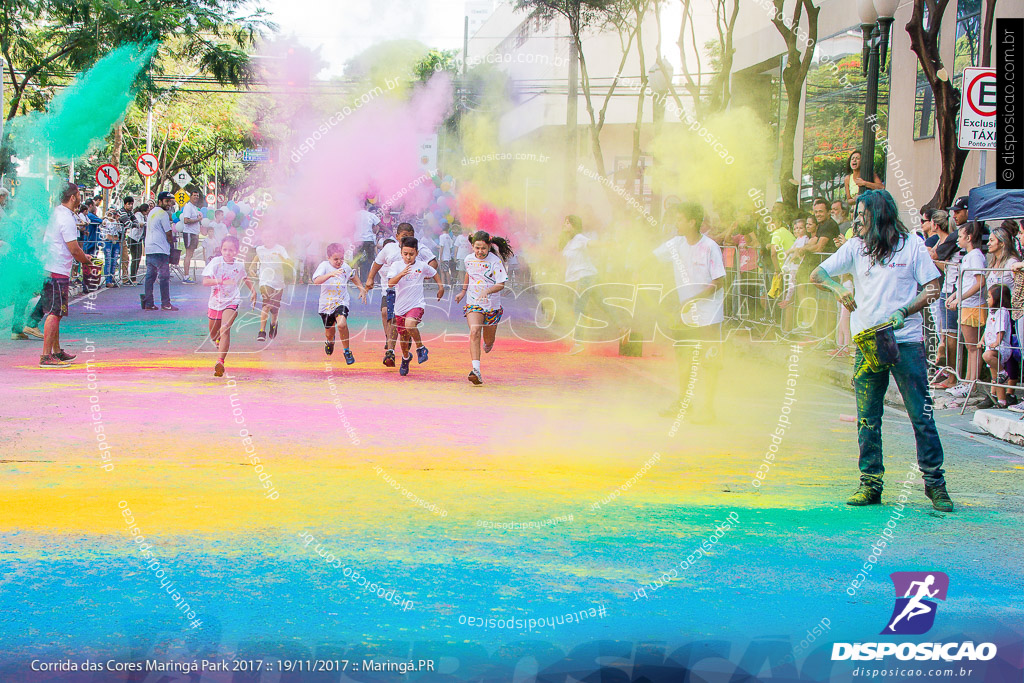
(455, 230, 513, 385)
(981, 284, 1019, 408)
(202, 236, 256, 377)
(253, 239, 291, 341)
(386, 236, 444, 376)
(312, 242, 367, 364)
(365, 222, 437, 367)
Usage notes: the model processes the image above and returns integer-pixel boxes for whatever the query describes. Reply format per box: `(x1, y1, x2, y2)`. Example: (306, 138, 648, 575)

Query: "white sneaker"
(1007, 402, 1024, 413)
(945, 383, 972, 398)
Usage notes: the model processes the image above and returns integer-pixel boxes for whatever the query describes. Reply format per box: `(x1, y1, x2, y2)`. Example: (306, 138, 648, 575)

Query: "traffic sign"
(958, 67, 997, 150)
(136, 152, 158, 177)
(96, 164, 120, 189)
(175, 189, 190, 207)
(172, 169, 193, 188)
(208, 181, 216, 191)
(206, 193, 217, 206)
(241, 148, 272, 163)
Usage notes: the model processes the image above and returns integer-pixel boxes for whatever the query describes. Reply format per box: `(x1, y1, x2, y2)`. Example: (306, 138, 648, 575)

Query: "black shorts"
(182, 233, 200, 249)
(41, 275, 70, 318)
(320, 305, 350, 328)
(260, 286, 283, 313)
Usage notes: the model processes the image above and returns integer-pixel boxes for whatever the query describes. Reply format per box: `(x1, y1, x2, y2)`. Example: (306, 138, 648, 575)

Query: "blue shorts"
(938, 294, 958, 331)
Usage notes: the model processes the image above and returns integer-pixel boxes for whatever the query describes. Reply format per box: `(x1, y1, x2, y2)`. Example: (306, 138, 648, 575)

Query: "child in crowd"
(253, 239, 291, 341)
(202, 236, 255, 377)
(780, 219, 807, 307)
(202, 209, 231, 262)
(981, 284, 1019, 408)
(312, 242, 367, 364)
(386, 237, 444, 376)
(455, 230, 513, 385)
(946, 222, 986, 398)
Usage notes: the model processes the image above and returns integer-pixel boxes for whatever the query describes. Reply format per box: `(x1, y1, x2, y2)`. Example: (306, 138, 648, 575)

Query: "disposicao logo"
(883, 571, 948, 635)
(832, 571, 997, 662)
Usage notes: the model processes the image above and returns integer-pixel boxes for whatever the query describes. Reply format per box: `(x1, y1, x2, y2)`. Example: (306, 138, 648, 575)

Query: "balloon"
(172, 211, 181, 221)
(443, 174, 453, 183)
(433, 188, 442, 198)
(201, 218, 212, 227)
(237, 202, 251, 216)
(200, 207, 209, 218)
(445, 213, 454, 223)
(226, 201, 238, 212)
(440, 182, 450, 193)
(222, 209, 236, 225)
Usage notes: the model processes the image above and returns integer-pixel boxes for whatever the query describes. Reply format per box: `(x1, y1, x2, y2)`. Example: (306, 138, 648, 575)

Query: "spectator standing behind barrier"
(811, 189, 951, 512)
(180, 190, 203, 282)
(929, 211, 962, 390)
(125, 202, 148, 285)
(945, 222, 986, 399)
(986, 226, 1020, 290)
(100, 208, 123, 288)
(843, 150, 884, 208)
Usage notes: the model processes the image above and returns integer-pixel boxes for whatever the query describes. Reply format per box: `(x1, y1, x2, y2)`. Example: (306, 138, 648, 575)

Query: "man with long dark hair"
(812, 190, 953, 512)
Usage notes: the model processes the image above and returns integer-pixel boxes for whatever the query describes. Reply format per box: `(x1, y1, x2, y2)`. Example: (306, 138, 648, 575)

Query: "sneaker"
(568, 344, 585, 355)
(182, 277, 195, 284)
(143, 305, 159, 311)
(55, 349, 77, 363)
(39, 354, 71, 369)
(924, 484, 954, 512)
(344, 349, 355, 365)
(417, 346, 429, 364)
(1008, 402, 1024, 413)
(22, 326, 42, 339)
(383, 349, 396, 367)
(400, 354, 412, 376)
(257, 330, 267, 342)
(214, 361, 225, 377)
(846, 485, 882, 506)
(11, 332, 28, 340)
(161, 304, 179, 311)
(467, 369, 483, 385)
(945, 382, 971, 398)
(325, 341, 335, 356)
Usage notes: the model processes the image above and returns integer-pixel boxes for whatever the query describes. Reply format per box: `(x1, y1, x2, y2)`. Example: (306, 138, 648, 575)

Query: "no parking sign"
(958, 67, 997, 150)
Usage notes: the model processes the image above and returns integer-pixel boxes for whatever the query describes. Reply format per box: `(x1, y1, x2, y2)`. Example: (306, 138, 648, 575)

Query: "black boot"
(846, 484, 882, 506)
(925, 484, 954, 512)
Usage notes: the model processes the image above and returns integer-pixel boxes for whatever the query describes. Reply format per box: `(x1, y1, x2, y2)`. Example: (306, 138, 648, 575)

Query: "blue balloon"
(200, 207, 209, 218)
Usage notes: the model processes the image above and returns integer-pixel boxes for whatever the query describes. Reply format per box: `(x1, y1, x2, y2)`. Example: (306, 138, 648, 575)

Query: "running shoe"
(344, 349, 355, 365)
(945, 382, 972, 397)
(39, 354, 71, 369)
(467, 369, 483, 385)
(55, 349, 77, 363)
(417, 346, 429, 364)
(143, 305, 159, 311)
(1008, 402, 1024, 413)
(22, 326, 42, 339)
(257, 330, 267, 342)
(182, 277, 195, 284)
(400, 354, 412, 376)
(214, 361, 225, 377)
(383, 349, 396, 367)
(325, 341, 335, 356)
(161, 304, 179, 311)
(11, 332, 28, 340)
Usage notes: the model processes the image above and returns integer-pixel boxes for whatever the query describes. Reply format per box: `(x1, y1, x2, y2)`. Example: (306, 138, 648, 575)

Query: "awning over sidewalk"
(968, 182, 1024, 222)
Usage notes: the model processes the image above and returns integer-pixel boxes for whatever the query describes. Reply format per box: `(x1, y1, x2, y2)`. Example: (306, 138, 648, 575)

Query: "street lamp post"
(858, 0, 898, 179)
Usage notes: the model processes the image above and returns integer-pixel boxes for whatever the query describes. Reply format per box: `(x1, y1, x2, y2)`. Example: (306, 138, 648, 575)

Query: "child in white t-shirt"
(253, 241, 291, 342)
(312, 242, 367, 364)
(202, 236, 256, 377)
(781, 220, 808, 306)
(386, 236, 444, 377)
(982, 284, 1018, 407)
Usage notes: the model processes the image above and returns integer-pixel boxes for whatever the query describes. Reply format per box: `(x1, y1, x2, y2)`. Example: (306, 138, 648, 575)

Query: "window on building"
(954, 0, 982, 75)
(912, 3, 937, 139)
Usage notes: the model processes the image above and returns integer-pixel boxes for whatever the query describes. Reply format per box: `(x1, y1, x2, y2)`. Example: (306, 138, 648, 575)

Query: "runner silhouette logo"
(882, 572, 949, 635)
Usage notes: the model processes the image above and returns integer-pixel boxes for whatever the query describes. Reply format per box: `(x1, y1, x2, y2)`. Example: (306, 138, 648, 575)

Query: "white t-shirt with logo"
(256, 244, 290, 290)
(355, 210, 381, 242)
(181, 202, 202, 234)
(313, 260, 354, 313)
(387, 260, 437, 316)
(820, 235, 941, 343)
(958, 248, 987, 308)
(652, 234, 726, 327)
(374, 241, 436, 287)
(44, 205, 80, 276)
(464, 251, 508, 311)
(563, 233, 599, 283)
(202, 256, 248, 311)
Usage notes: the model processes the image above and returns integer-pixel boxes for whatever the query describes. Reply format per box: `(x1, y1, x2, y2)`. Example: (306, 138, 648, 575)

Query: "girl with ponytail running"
(455, 231, 513, 385)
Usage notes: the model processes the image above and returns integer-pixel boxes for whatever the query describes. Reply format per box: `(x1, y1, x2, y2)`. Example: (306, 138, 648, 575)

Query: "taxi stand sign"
(958, 67, 997, 150)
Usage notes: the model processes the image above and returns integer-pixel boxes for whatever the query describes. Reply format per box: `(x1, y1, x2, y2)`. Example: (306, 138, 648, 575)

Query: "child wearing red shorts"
(202, 236, 255, 377)
(386, 237, 444, 376)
